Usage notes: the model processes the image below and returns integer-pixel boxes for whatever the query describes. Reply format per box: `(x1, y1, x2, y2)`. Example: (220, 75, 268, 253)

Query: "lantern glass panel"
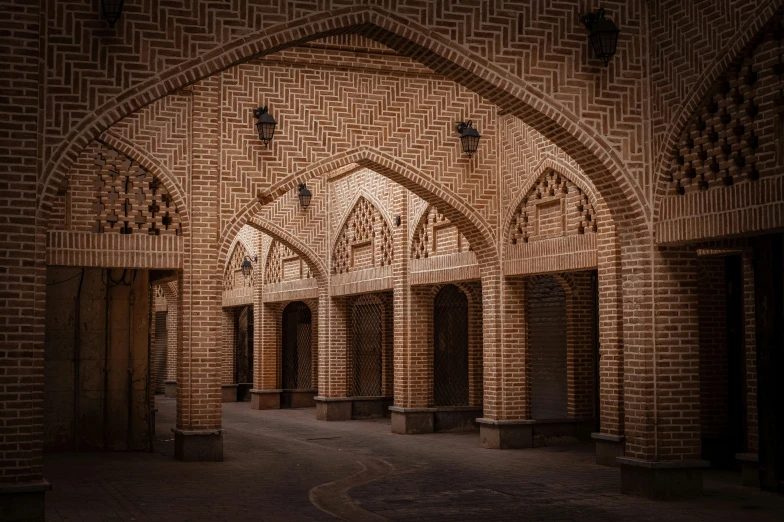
(101, 0, 124, 27)
(461, 135, 480, 157)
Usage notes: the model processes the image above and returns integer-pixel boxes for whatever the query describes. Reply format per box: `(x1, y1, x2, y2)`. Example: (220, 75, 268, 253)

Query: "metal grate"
(153, 311, 167, 394)
(282, 301, 312, 389)
(350, 296, 383, 397)
(433, 285, 469, 406)
(234, 306, 253, 385)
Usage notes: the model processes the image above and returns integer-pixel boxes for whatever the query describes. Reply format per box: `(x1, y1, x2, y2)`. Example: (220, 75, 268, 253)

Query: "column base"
(250, 389, 281, 410)
(221, 384, 238, 403)
(164, 380, 176, 398)
(0, 480, 51, 522)
(477, 418, 534, 449)
(592, 433, 625, 467)
(390, 407, 436, 434)
(281, 388, 317, 408)
(736, 453, 760, 487)
(618, 457, 709, 500)
(349, 396, 394, 419)
(315, 397, 352, 421)
(172, 428, 224, 462)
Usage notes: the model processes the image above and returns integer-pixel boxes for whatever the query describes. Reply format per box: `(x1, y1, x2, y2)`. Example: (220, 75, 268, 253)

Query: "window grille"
(282, 301, 312, 389)
(350, 296, 383, 397)
(234, 306, 253, 384)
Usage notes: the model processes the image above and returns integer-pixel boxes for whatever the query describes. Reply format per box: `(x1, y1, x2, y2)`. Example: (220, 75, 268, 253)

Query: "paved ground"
(45, 397, 784, 521)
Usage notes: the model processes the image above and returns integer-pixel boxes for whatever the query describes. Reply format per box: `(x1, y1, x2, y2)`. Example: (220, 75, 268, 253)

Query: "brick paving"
(45, 398, 784, 521)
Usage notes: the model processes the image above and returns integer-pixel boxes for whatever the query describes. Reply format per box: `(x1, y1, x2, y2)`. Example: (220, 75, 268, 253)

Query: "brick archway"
(37, 6, 646, 237)
(222, 147, 498, 267)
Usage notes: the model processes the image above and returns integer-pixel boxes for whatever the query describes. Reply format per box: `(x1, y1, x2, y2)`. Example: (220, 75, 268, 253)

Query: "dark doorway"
(282, 301, 312, 390)
(698, 255, 747, 468)
(755, 234, 784, 492)
(234, 305, 253, 401)
(351, 297, 383, 397)
(725, 255, 747, 467)
(433, 285, 469, 407)
(528, 275, 568, 420)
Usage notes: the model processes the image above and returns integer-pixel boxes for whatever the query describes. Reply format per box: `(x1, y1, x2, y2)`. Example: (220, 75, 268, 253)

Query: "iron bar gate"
(350, 296, 383, 397)
(282, 301, 312, 389)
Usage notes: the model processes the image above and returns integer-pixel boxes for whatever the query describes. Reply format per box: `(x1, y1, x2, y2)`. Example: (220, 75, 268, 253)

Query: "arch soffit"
(39, 6, 645, 235)
(258, 147, 497, 263)
(246, 215, 328, 287)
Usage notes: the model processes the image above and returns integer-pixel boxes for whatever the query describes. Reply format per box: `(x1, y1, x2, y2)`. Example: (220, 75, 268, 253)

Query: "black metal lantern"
(298, 183, 312, 209)
(101, 0, 124, 28)
(456, 120, 481, 158)
(241, 256, 253, 278)
(581, 8, 620, 67)
(254, 106, 277, 147)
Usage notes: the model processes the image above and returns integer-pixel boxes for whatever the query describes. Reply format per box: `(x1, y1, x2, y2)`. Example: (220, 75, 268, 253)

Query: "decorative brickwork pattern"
(332, 197, 393, 274)
(411, 206, 471, 259)
(265, 240, 311, 284)
(224, 241, 254, 292)
(91, 146, 182, 236)
(509, 170, 597, 245)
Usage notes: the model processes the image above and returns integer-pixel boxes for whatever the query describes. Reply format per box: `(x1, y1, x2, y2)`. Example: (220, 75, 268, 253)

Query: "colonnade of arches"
(19, 8, 784, 515)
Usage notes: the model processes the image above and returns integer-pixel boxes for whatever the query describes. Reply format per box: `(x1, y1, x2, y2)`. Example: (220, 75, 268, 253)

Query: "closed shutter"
(529, 276, 567, 420)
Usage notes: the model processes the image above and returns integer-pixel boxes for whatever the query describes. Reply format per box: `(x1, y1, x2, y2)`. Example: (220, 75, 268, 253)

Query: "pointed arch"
(39, 5, 646, 244)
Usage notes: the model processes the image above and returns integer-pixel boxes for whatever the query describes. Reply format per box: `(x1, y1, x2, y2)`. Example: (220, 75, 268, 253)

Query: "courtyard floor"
(44, 397, 784, 521)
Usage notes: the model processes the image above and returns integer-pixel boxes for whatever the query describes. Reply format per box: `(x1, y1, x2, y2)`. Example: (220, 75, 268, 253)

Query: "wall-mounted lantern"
(241, 255, 257, 279)
(298, 183, 312, 209)
(254, 106, 277, 147)
(101, 0, 124, 28)
(580, 8, 620, 67)
(455, 120, 481, 158)
(394, 216, 401, 227)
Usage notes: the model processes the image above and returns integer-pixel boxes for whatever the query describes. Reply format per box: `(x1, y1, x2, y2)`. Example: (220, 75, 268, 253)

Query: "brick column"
(0, 1, 51, 518)
(173, 77, 223, 461)
(477, 273, 535, 448)
(220, 309, 237, 402)
(617, 241, 707, 499)
(163, 282, 178, 398)
(389, 187, 434, 432)
(315, 289, 350, 420)
(251, 302, 281, 409)
(592, 224, 626, 464)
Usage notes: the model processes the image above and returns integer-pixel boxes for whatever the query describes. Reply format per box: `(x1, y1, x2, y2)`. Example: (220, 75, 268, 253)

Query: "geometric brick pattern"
(332, 197, 393, 274)
(411, 206, 471, 260)
(7, 0, 784, 493)
(224, 241, 254, 292)
(508, 169, 597, 245)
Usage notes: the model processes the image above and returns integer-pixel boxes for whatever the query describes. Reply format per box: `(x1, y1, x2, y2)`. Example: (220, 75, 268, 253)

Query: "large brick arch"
(38, 6, 646, 236)
(224, 147, 498, 266)
(652, 4, 782, 222)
